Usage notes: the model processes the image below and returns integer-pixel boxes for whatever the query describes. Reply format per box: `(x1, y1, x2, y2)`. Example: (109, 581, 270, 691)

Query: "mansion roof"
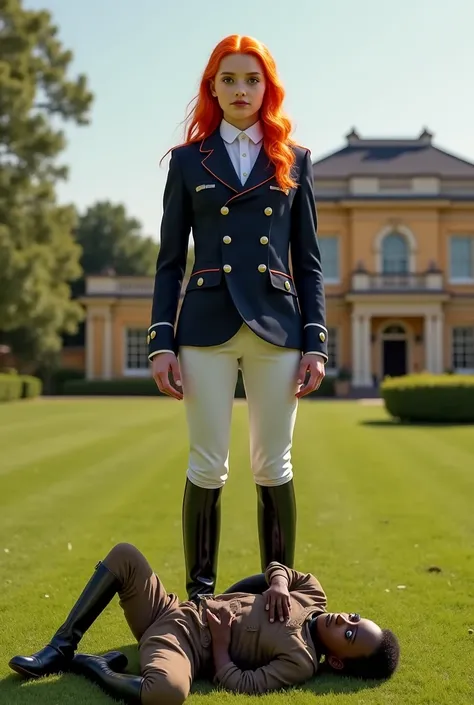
(312, 128, 474, 180)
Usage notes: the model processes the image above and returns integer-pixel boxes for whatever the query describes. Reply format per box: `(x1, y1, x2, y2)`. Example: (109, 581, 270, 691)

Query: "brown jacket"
(194, 561, 328, 694)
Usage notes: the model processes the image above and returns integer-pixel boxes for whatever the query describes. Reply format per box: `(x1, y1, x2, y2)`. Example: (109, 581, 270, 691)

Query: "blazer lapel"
(200, 129, 277, 199)
(200, 130, 242, 194)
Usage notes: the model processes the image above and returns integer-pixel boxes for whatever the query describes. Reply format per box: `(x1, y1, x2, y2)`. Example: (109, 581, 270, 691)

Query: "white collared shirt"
(220, 119, 263, 186)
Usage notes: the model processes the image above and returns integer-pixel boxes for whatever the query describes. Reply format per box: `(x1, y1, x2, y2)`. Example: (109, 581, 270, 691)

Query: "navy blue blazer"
(147, 129, 328, 361)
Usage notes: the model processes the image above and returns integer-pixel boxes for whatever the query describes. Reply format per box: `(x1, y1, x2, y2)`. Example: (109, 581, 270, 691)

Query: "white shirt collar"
(220, 119, 263, 145)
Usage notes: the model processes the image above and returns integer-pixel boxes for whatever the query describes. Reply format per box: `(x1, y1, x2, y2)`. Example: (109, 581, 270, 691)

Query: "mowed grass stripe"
(0, 400, 186, 594)
(0, 404, 182, 507)
(0, 398, 182, 476)
(0, 400, 473, 705)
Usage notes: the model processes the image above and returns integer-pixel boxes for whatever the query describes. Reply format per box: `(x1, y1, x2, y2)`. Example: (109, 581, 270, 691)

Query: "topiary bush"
(381, 373, 474, 423)
(0, 373, 23, 402)
(21, 375, 43, 399)
(0, 373, 42, 402)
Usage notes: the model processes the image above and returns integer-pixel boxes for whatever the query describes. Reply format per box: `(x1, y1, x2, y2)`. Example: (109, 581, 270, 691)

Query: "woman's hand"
(263, 578, 291, 623)
(296, 354, 325, 398)
(152, 352, 183, 400)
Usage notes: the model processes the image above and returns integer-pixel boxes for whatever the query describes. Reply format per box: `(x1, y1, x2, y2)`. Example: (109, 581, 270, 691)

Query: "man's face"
(317, 612, 383, 661)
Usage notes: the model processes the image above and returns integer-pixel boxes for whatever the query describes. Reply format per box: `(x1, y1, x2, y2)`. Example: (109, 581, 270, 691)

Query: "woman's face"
(210, 52, 266, 130)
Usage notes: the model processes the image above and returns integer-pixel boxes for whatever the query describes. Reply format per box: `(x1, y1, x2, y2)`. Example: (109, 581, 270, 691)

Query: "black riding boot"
(256, 479, 297, 571)
(222, 573, 268, 594)
(71, 653, 143, 704)
(182, 478, 222, 601)
(9, 561, 120, 679)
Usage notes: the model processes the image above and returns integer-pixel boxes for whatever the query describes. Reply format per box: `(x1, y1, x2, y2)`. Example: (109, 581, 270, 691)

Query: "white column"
(86, 314, 95, 380)
(361, 315, 372, 385)
(433, 314, 444, 373)
(351, 314, 360, 386)
(103, 307, 112, 380)
(424, 315, 434, 372)
(352, 314, 364, 387)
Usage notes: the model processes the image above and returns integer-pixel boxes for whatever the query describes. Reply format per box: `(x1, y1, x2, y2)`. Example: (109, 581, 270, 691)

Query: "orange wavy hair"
(170, 35, 298, 190)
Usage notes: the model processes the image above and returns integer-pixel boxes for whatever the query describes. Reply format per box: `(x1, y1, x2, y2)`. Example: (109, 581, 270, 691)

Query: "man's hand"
(296, 354, 325, 398)
(206, 603, 235, 651)
(151, 352, 183, 400)
(263, 577, 291, 623)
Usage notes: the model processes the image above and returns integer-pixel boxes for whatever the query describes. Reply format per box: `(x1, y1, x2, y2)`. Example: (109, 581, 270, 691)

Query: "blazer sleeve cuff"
(303, 323, 329, 360)
(147, 322, 176, 360)
(264, 561, 291, 586)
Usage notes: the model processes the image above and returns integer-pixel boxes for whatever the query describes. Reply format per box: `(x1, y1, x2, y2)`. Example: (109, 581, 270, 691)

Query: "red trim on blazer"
(190, 268, 220, 277)
(226, 175, 275, 205)
(199, 137, 275, 204)
(269, 269, 294, 280)
(199, 139, 239, 194)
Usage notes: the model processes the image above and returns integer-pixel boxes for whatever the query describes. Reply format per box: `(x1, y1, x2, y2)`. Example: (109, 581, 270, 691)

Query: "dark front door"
(383, 340, 407, 377)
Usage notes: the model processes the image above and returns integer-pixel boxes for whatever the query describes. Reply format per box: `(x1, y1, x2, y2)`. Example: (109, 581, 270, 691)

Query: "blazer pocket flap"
(186, 269, 222, 291)
(269, 270, 297, 296)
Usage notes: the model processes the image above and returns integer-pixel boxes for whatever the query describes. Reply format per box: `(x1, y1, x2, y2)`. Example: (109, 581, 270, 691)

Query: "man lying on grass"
(9, 542, 400, 704)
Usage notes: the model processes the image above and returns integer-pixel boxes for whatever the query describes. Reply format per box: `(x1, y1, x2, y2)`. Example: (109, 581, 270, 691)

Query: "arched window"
(382, 233, 409, 274)
(382, 324, 405, 335)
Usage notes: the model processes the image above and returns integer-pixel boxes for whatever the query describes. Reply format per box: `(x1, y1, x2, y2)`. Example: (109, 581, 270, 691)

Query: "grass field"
(0, 397, 473, 704)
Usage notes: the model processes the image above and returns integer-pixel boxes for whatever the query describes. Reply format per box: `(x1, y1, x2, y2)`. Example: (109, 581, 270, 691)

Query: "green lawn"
(0, 398, 473, 704)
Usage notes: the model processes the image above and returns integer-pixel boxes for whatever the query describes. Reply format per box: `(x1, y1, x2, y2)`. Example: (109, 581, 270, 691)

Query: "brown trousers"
(103, 543, 210, 705)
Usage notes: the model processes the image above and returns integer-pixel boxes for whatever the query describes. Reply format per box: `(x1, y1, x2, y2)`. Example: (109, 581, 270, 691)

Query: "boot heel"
(72, 653, 143, 704)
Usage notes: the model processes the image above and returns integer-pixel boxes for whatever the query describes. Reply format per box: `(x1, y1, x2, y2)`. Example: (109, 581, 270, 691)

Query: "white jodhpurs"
(178, 324, 301, 490)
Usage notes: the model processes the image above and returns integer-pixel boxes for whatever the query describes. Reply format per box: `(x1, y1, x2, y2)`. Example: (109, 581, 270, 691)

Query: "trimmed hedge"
(48, 367, 85, 395)
(63, 378, 163, 396)
(21, 375, 43, 399)
(0, 374, 23, 401)
(63, 370, 336, 398)
(0, 373, 43, 402)
(381, 374, 474, 423)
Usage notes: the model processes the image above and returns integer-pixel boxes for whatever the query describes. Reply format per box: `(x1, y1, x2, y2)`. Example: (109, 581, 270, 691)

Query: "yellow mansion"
(80, 129, 474, 389)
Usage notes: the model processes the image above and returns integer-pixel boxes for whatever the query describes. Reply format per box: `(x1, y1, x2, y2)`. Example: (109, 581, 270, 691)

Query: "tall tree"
(0, 0, 93, 367)
(74, 201, 159, 283)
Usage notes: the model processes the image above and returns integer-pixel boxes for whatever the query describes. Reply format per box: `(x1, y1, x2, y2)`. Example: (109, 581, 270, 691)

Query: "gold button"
(220, 206, 229, 215)
(147, 335, 150, 344)
(150, 330, 156, 340)
(319, 331, 326, 342)
(284, 280, 291, 291)
(223, 236, 232, 244)
(223, 264, 232, 273)
(243, 171, 248, 177)
(264, 207, 273, 216)
(197, 277, 204, 286)
(260, 236, 269, 245)
(242, 153, 247, 158)
(258, 264, 267, 273)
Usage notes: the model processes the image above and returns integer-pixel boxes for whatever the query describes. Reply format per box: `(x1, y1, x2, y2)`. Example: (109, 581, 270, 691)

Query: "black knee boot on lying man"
(9, 561, 122, 679)
(71, 653, 143, 704)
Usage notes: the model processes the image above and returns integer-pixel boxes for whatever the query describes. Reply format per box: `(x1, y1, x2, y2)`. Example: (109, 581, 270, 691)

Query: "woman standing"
(149, 35, 328, 601)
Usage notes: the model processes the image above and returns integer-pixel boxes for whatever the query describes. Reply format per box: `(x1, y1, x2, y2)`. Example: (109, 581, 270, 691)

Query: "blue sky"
(25, 0, 474, 239)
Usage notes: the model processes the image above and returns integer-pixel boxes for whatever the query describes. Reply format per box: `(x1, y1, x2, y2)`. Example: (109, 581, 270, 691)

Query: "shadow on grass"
(0, 645, 141, 704)
(296, 673, 382, 696)
(1, 644, 382, 702)
(360, 418, 474, 428)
